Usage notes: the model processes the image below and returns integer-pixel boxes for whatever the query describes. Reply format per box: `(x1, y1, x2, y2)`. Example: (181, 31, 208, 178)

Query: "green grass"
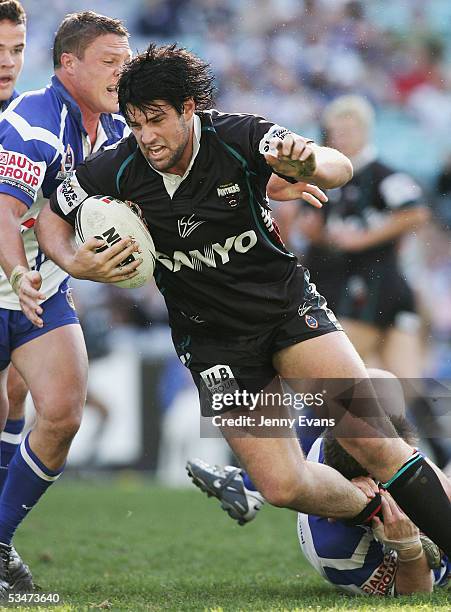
(9, 477, 449, 611)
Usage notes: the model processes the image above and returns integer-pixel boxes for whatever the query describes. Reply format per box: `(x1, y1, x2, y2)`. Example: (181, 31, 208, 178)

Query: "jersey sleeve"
(210, 111, 300, 183)
(0, 104, 56, 208)
(377, 168, 425, 210)
(49, 149, 122, 227)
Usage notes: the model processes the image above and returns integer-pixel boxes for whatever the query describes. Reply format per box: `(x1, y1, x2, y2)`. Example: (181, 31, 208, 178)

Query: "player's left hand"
(372, 491, 422, 558)
(264, 134, 316, 180)
(16, 270, 46, 328)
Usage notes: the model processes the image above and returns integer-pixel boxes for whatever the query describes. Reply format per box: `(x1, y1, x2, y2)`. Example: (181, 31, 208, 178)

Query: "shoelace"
(214, 467, 242, 492)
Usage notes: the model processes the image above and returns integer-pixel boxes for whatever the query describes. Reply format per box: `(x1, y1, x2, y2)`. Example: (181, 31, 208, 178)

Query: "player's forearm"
(305, 145, 353, 190)
(35, 203, 77, 274)
(0, 206, 30, 279)
(395, 553, 433, 594)
(357, 207, 430, 249)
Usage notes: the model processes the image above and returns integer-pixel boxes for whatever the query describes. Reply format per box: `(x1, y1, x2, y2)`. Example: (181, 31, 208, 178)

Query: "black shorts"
(314, 264, 418, 331)
(172, 288, 342, 416)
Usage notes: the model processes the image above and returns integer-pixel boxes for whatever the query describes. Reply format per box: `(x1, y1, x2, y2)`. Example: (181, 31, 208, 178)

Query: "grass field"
(9, 476, 450, 611)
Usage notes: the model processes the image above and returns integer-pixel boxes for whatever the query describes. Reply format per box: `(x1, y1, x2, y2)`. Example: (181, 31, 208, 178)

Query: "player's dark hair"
(323, 416, 418, 480)
(53, 10, 128, 69)
(118, 43, 216, 121)
(0, 0, 26, 25)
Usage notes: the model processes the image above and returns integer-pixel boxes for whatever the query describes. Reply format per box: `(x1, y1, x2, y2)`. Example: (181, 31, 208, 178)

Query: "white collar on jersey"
(349, 144, 377, 173)
(149, 113, 202, 199)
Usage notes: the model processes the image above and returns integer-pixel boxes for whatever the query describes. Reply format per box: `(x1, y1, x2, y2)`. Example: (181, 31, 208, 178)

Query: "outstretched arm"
(265, 135, 353, 194)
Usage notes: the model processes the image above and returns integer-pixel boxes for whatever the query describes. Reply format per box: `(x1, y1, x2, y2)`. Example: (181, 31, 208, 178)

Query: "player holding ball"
(35, 44, 450, 556)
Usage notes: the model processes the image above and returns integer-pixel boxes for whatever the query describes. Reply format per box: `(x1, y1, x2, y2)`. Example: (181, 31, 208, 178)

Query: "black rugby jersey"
(305, 157, 425, 277)
(50, 110, 309, 336)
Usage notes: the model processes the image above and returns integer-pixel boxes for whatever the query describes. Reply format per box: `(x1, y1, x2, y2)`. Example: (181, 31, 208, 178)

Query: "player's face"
(0, 19, 26, 102)
(71, 34, 131, 114)
(325, 115, 368, 158)
(128, 100, 195, 175)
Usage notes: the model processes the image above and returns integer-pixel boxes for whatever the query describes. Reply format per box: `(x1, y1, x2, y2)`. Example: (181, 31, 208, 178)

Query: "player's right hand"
(351, 475, 379, 500)
(69, 237, 142, 283)
(17, 270, 46, 328)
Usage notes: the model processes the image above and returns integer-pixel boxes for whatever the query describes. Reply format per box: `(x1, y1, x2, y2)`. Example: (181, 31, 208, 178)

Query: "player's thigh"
(6, 363, 29, 417)
(366, 367, 406, 420)
(340, 318, 383, 362)
(273, 333, 411, 468)
(273, 330, 367, 379)
(380, 327, 423, 378)
(11, 324, 88, 422)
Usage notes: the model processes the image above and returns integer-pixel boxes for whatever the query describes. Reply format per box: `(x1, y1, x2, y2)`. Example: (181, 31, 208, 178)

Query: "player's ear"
(59, 52, 77, 74)
(182, 98, 195, 119)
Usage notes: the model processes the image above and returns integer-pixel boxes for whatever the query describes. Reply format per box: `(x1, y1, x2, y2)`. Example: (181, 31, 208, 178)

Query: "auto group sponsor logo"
(361, 552, 397, 595)
(0, 149, 46, 199)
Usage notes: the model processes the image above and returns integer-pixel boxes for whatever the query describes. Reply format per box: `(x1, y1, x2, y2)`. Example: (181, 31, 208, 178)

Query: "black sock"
(383, 452, 451, 556)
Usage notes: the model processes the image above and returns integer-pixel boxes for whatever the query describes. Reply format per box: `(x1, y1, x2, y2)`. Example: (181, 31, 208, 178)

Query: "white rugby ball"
(75, 195, 156, 288)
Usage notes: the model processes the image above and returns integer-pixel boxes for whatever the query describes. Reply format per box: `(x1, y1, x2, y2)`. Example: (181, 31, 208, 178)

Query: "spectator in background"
(270, 94, 451, 469)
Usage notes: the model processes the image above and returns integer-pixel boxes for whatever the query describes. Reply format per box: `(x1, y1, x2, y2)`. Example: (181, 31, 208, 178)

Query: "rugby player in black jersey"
(33, 44, 450, 554)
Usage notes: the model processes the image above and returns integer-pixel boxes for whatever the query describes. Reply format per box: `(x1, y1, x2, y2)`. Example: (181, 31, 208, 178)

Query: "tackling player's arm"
(0, 193, 46, 327)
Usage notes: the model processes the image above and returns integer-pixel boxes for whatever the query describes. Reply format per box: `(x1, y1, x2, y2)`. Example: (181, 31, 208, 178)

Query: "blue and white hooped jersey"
(0, 76, 128, 309)
(297, 438, 450, 595)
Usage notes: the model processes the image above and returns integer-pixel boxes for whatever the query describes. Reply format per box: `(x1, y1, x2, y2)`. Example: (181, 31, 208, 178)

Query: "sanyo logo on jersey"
(156, 230, 257, 273)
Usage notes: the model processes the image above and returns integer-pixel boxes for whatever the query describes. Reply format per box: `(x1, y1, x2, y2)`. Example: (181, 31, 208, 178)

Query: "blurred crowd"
(16, 0, 451, 473)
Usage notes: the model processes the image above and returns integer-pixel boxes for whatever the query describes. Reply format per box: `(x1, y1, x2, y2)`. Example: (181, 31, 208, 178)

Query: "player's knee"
(43, 412, 82, 444)
(35, 394, 84, 443)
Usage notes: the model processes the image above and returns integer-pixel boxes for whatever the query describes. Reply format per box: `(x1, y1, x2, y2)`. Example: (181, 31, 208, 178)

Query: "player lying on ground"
(32, 43, 451, 555)
(187, 418, 450, 596)
(0, 11, 131, 595)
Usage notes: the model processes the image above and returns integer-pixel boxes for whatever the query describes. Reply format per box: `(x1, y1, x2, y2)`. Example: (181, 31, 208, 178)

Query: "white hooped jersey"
(0, 76, 128, 309)
(297, 438, 450, 595)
